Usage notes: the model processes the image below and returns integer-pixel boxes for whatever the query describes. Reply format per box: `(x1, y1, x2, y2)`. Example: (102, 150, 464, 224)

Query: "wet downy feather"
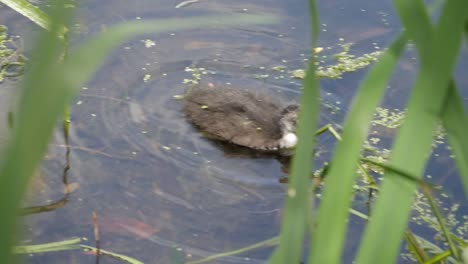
(183, 85, 298, 155)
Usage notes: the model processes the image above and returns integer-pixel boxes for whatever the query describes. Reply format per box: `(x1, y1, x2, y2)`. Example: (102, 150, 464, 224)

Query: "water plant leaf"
(420, 184, 460, 259)
(14, 237, 145, 264)
(425, 250, 453, 264)
(404, 230, 429, 262)
(0, 0, 68, 36)
(187, 236, 279, 264)
(441, 83, 468, 196)
(80, 245, 144, 264)
(14, 237, 82, 254)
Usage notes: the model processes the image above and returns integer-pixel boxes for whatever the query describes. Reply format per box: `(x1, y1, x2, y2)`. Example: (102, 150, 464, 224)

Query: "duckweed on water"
(179, 41, 383, 86)
(370, 107, 447, 149)
(0, 25, 26, 82)
(143, 73, 151, 82)
(182, 65, 206, 85)
(371, 107, 405, 128)
(291, 43, 383, 79)
(141, 39, 156, 48)
(361, 108, 467, 262)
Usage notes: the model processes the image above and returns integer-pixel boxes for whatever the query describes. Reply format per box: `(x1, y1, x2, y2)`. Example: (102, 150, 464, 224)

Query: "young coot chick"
(183, 85, 299, 155)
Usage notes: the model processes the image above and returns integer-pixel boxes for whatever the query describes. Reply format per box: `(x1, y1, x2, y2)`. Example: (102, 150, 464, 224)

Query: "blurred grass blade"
(307, 34, 407, 263)
(268, 61, 318, 264)
(465, 21, 468, 41)
(360, 157, 436, 187)
(442, 82, 468, 195)
(393, 1, 432, 60)
(421, 185, 460, 259)
(425, 250, 453, 264)
(0, 0, 68, 35)
(14, 238, 82, 254)
(0, 12, 277, 263)
(187, 236, 278, 264)
(356, 0, 468, 263)
(404, 230, 429, 263)
(268, 0, 319, 263)
(0, 3, 72, 262)
(80, 245, 143, 264)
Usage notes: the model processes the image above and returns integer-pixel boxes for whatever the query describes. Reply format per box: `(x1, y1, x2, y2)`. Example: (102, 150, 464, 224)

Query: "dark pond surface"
(0, 0, 466, 263)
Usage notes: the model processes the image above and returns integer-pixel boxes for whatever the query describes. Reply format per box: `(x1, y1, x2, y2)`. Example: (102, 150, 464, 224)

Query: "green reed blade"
(442, 83, 468, 196)
(80, 245, 144, 264)
(0, 0, 68, 36)
(267, 0, 320, 262)
(404, 230, 429, 263)
(188, 236, 279, 264)
(307, 33, 407, 263)
(0, 3, 72, 262)
(14, 238, 82, 254)
(356, 0, 468, 263)
(421, 184, 460, 260)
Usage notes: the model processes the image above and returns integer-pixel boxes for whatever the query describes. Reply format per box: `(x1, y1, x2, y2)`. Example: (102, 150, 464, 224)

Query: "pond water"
(0, 0, 466, 263)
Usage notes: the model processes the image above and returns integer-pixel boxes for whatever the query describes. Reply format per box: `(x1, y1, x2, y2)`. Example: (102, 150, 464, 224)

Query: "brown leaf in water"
(101, 215, 160, 240)
(245, 44, 264, 53)
(338, 27, 391, 43)
(184, 41, 225, 50)
(64, 182, 80, 194)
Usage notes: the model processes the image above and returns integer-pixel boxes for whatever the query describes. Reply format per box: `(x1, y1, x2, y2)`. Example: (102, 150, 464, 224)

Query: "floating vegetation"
(0, 25, 27, 82)
(369, 107, 447, 150)
(141, 39, 156, 48)
(253, 74, 270, 79)
(291, 43, 383, 79)
(172, 94, 184, 100)
(143, 73, 151, 82)
(271, 65, 287, 72)
(372, 107, 405, 128)
(182, 65, 207, 85)
(412, 193, 466, 237)
(178, 41, 383, 88)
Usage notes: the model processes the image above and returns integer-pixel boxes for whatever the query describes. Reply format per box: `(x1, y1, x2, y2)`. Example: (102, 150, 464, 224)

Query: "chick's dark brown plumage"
(183, 86, 298, 154)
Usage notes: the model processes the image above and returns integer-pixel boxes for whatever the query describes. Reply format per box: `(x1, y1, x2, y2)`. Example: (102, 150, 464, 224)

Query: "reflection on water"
(0, 0, 466, 263)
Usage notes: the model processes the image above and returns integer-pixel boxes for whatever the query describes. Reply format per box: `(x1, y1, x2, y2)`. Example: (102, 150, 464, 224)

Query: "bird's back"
(183, 86, 286, 151)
